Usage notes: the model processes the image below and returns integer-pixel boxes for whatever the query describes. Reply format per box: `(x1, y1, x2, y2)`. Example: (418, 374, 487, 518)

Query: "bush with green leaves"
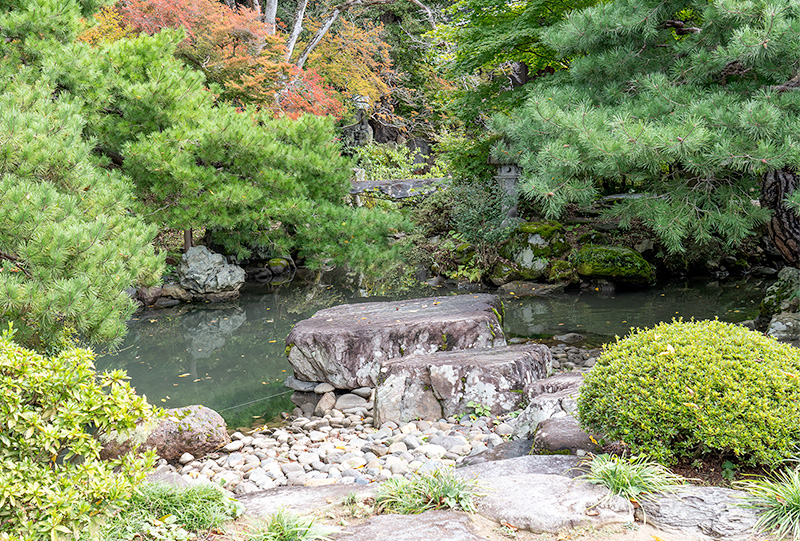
(578, 319, 800, 467)
(738, 468, 800, 540)
(374, 467, 479, 514)
(94, 482, 243, 541)
(0, 329, 157, 540)
(350, 142, 444, 181)
(579, 454, 684, 504)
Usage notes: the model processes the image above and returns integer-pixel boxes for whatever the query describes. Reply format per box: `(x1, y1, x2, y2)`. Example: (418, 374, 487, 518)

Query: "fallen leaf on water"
(178, 373, 191, 378)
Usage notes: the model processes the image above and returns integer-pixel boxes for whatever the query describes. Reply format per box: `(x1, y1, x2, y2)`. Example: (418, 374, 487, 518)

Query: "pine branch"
(0, 249, 30, 278)
(662, 20, 701, 35)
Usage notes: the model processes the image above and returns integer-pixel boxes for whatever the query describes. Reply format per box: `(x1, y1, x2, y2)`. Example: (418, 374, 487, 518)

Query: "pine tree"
(0, 2, 163, 352)
(496, 0, 800, 261)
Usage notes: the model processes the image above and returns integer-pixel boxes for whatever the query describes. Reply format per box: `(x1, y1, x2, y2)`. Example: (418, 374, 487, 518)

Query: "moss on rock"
(573, 245, 655, 286)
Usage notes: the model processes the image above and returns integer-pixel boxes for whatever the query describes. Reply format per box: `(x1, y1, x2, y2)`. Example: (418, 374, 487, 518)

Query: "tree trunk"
(183, 228, 193, 253)
(761, 168, 800, 267)
(223, 0, 235, 8)
(285, 0, 309, 62)
(264, 0, 278, 35)
(294, 8, 341, 69)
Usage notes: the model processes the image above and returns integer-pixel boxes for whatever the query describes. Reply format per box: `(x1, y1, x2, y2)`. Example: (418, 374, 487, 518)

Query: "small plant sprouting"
(466, 401, 491, 418)
(721, 460, 738, 481)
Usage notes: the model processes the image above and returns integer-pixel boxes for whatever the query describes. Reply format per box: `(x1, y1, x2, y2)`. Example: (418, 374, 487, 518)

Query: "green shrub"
(0, 328, 157, 540)
(374, 467, 479, 514)
(579, 454, 685, 504)
(94, 482, 243, 540)
(738, 468, 800, 540)
(578, 319, 800, 466)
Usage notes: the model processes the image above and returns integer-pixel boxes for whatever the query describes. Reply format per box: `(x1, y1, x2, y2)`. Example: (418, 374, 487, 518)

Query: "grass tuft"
(92, 482, 243, 540)
(578, 454, 685, 504)
(247, 508, 337, 541)
(374, 467, 479, 514)
(738, 468, 800, 540)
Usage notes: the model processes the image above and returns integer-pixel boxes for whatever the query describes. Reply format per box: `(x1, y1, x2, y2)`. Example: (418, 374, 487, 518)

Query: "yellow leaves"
(659, 344, 675, 355)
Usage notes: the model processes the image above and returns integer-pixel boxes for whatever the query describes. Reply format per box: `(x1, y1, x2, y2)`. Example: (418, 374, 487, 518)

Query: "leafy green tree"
(496, 0, 800, 261)
(433, 0, 596, 126)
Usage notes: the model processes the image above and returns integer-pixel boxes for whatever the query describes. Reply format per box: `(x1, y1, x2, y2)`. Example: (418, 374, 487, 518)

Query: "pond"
(97, 276, 769, 427)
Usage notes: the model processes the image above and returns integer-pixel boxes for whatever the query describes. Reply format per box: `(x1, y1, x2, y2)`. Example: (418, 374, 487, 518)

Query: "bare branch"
(285, 0, 309, 62)
(0, 249, 30, 278)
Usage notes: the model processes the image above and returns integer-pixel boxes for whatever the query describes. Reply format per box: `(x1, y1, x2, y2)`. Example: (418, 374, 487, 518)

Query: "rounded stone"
(314, 383, 335, 394)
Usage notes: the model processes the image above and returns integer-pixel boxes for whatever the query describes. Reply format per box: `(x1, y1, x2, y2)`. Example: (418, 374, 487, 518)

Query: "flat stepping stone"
(457, 454, 582, 479)
(467, 472, 633, 533)
(374, 344, 552, 424)
(286, 294, 505, 389)
(333, 510, 488, 541)
(238, 484, 374, 517)
(640, 487, 759, 540)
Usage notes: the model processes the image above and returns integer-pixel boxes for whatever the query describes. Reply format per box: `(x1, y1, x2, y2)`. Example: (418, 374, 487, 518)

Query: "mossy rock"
(548, 259, 578, 284)
(760, 267, 800, 318)
(488, 261, 520, 287)
(500, 221, 570, 261)
(268, 257, 291, 274)
(573, 245, 655, 286)
(499, 221, 568, 281)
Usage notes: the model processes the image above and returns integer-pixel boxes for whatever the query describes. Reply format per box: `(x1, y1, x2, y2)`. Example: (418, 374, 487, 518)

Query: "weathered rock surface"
(350, 177, 445, 199)
(103, 405, 229, 461)
(178, 246, 246, 297)
(457, 454, 581, 479)
(374, 344, 551, 424)
(532, 417, 602, 455)
(498, 281, 566, 297)
(467, 472, 633, 533)
(760, 266, 800, 318)
(767, 312, 800, 347)
(459, 438, 533, 466)
(334, 510, 488, 541)
(574, 245, 655, 286)
(147, 405, 230, 461)
(286, 294, 506, 389)
(512, 372, 583, 439)
(137, 286, 163, 305)
(640, 487, 759, 540)
(239, 484, 375, 516)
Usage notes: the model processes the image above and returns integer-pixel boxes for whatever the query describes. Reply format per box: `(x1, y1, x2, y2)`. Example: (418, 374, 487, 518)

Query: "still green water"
(97, 277, 769, 426)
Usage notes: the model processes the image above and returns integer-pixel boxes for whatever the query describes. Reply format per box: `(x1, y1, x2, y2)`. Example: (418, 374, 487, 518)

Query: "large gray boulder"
(532, 417, 602, 455)
(374, 344, 551, 424)
(178, 246, 246, 298)
(512, 372, 583, 439)
(286, 294, 505, 389)
(640, 487, 760, 540)
(767, 312, 800, 347)
(102, 405, 229, 461)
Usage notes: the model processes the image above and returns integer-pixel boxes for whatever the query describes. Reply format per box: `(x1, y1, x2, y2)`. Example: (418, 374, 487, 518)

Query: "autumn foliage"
(90, 0, 343, 118)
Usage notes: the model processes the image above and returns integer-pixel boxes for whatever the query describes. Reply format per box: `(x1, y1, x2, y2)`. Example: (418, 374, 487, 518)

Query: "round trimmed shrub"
(578, 319, 800, 466)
